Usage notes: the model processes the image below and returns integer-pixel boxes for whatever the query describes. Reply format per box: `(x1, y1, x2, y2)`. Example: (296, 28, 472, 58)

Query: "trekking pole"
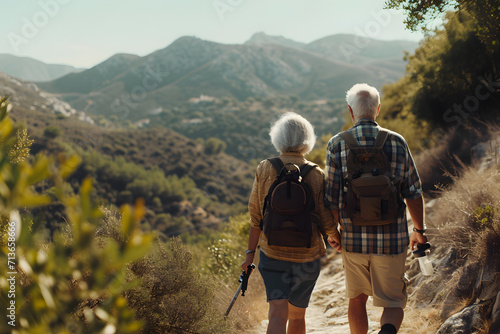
(224, 264, 255, 318)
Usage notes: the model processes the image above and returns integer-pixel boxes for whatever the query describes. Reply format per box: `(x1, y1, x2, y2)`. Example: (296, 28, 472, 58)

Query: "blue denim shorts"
(258, 250, 321, 308)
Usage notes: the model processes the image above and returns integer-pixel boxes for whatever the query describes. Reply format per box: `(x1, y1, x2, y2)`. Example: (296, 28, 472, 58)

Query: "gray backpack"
(340, 129, 403, 226)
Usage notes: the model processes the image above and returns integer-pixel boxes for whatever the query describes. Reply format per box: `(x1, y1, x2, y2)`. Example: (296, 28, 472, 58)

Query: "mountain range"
(0, 54, 83, 82)
(32, 33, 417, 120)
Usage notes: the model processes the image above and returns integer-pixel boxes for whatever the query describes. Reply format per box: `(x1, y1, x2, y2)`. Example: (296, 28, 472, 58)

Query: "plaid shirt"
(324, 119, 422, 255)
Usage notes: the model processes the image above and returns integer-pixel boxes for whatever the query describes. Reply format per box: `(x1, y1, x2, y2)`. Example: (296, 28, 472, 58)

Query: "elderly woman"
(241, 112, 341, 334)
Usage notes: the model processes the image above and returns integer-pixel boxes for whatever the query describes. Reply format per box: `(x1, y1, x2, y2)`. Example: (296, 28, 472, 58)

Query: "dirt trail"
(245, 251, 384, 333)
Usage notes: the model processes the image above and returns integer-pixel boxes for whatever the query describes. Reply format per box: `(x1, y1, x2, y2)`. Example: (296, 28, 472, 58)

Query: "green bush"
(43, 125, 63, 138)
(126, 237, 227, 334)
(0, 97, 155, 333)
(203, 137, 227, 155)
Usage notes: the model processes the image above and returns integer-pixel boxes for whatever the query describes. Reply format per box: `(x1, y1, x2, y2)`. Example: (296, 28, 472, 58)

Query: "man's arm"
(406, 195, 427, 250)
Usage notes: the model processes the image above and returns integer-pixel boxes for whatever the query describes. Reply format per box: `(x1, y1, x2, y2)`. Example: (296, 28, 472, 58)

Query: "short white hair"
(269, 112, 316, 155)
(346, 83, 380, 119)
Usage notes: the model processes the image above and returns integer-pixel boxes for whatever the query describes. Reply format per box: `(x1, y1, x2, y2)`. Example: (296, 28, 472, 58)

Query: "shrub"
(203, 137, 226, 155)
(0, 97, 155, 333)
(43, 125, 63, 138)
(126, 237, 227, 334)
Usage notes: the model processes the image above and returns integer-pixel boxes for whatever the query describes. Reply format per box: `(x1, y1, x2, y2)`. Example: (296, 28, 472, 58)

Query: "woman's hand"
(241, 253, 255, 273)
(328, 234, 342, 252)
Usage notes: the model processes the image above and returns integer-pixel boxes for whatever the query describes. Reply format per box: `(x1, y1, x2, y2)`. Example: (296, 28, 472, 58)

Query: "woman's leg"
(267, 299, 289, 334)
(287, 303, 306, 334)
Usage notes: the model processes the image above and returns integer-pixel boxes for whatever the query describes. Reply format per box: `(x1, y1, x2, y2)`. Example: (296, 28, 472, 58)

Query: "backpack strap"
(339, 130, 359, 149)
(374, 129, 389, 149)
(267, 157, 285, 175)
(340, 129, 390, 149)
(299, 163, 317, 178)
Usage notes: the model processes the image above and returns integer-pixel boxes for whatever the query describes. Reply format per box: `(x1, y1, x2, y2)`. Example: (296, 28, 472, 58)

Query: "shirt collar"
(354, 118, 378, 127)
(280, 152, 304, 158)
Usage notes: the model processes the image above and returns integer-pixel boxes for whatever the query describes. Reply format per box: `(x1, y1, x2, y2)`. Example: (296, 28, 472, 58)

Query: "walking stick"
(224, 264, 255, 318)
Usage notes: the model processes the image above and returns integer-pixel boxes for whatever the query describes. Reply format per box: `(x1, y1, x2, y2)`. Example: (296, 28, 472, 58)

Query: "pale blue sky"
(1, 0, 429, 68)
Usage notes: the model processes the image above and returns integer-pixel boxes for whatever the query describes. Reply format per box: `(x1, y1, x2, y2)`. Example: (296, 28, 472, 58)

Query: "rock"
(438, 300, 495, 334)
(437, 303, 484, 334)
(489, 291, 500, 334)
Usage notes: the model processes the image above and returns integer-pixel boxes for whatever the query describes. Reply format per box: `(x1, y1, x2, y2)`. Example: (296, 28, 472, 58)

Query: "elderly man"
(324, 83, 428, 334)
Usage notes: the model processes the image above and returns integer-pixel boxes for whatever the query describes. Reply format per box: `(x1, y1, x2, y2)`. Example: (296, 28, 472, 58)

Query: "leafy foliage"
(203, 137, 227, 155)
(127, 237, 226, 334)
(385, 0, 500, 48)
(0, 97, 156, 333)
(207, 213, 250, 280)
(379, 10, 499, 150)
(8, 128, 33, 164)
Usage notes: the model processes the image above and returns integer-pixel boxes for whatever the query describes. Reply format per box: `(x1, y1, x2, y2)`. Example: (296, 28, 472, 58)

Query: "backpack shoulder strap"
(374, 129, 389, 149)
(267, 157, 285, 174)
(339, 130, 359, 149)
(299, 163, 317, 178)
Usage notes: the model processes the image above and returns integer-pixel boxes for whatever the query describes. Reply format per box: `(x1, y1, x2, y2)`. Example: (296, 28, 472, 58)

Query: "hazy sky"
(1, 0, 428, 68)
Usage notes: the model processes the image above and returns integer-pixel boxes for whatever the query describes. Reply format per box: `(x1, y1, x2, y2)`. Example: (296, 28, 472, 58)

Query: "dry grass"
(399, 306, 442, 334)
(405, 130, 500, 333)
(220, 251, 268, 332)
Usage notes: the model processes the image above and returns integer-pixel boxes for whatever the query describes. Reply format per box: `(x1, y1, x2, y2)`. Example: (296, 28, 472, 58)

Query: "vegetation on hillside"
(402, 138, 500, 333)
(377, 9, 499, 193)
(10, 105, 253, 237)
(145, 95, 346, 162)
(0, 97, 252, 333)
(385, 0, 499, 48)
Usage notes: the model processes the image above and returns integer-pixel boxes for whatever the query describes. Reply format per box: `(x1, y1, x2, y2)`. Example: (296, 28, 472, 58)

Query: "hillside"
(14, 105, 254, 233)
(0, 54, 83, 82)
(37, 33, 417, 121)
(1, 70, 255, 236)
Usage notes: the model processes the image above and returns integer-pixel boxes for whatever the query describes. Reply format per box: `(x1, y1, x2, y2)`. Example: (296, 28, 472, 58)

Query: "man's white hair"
(346, 83, 380, 119)
(269, 112, 316, 155)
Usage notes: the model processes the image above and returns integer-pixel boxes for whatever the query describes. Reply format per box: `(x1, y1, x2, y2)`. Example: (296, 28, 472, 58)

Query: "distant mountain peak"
(245, 32, 305, 50)
(93, 53, 141, 69)
(0, 54, 84, 82)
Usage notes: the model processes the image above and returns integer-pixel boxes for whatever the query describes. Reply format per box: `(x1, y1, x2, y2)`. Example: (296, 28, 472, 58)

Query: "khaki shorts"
(342, 251, 408, 308)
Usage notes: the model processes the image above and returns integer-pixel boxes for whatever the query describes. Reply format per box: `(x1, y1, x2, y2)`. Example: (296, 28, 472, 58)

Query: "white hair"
(269, 112, 316, 155)
(346, 83, 380, 119)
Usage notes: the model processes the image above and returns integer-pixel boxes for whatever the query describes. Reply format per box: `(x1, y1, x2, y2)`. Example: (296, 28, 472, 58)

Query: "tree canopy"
(385, 0, 500, 48)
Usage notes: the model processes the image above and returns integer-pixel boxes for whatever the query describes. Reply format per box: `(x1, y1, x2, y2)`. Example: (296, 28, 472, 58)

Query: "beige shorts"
(342, 251, 408, 308)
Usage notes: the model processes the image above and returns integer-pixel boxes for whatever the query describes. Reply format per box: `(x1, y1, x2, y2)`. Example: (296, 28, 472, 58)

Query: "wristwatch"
(413, 227, 426, 235)
(245, 249, 256, 255)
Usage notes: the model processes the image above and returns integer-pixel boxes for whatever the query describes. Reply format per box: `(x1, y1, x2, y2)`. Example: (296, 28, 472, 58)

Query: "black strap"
(299, 163, 317, 178)
(268, 158, 317, 178)
(267, 157, 285, 174)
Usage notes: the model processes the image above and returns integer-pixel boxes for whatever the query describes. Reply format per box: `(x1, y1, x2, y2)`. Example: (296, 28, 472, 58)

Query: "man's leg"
(349, 293, 369, 334)
(380, 307, 404, 333)
(267, 299, 288, 334)
(287, 303, 306, 334)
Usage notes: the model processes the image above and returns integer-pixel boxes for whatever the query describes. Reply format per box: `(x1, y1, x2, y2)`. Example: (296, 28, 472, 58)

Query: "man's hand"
(409, 232, 428, 250)
(328, 234, 342, 252)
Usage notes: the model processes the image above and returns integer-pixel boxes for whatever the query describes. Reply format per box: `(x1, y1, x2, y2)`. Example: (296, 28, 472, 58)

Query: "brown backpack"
(339, 129, 403, 226)
(259, 158, 318, 248)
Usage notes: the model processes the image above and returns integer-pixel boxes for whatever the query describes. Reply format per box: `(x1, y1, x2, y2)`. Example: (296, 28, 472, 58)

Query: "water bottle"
(412, 242, 433, 276)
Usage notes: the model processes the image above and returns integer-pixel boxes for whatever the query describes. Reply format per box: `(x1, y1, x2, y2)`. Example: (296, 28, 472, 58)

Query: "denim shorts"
(258, 250, 321, 308)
